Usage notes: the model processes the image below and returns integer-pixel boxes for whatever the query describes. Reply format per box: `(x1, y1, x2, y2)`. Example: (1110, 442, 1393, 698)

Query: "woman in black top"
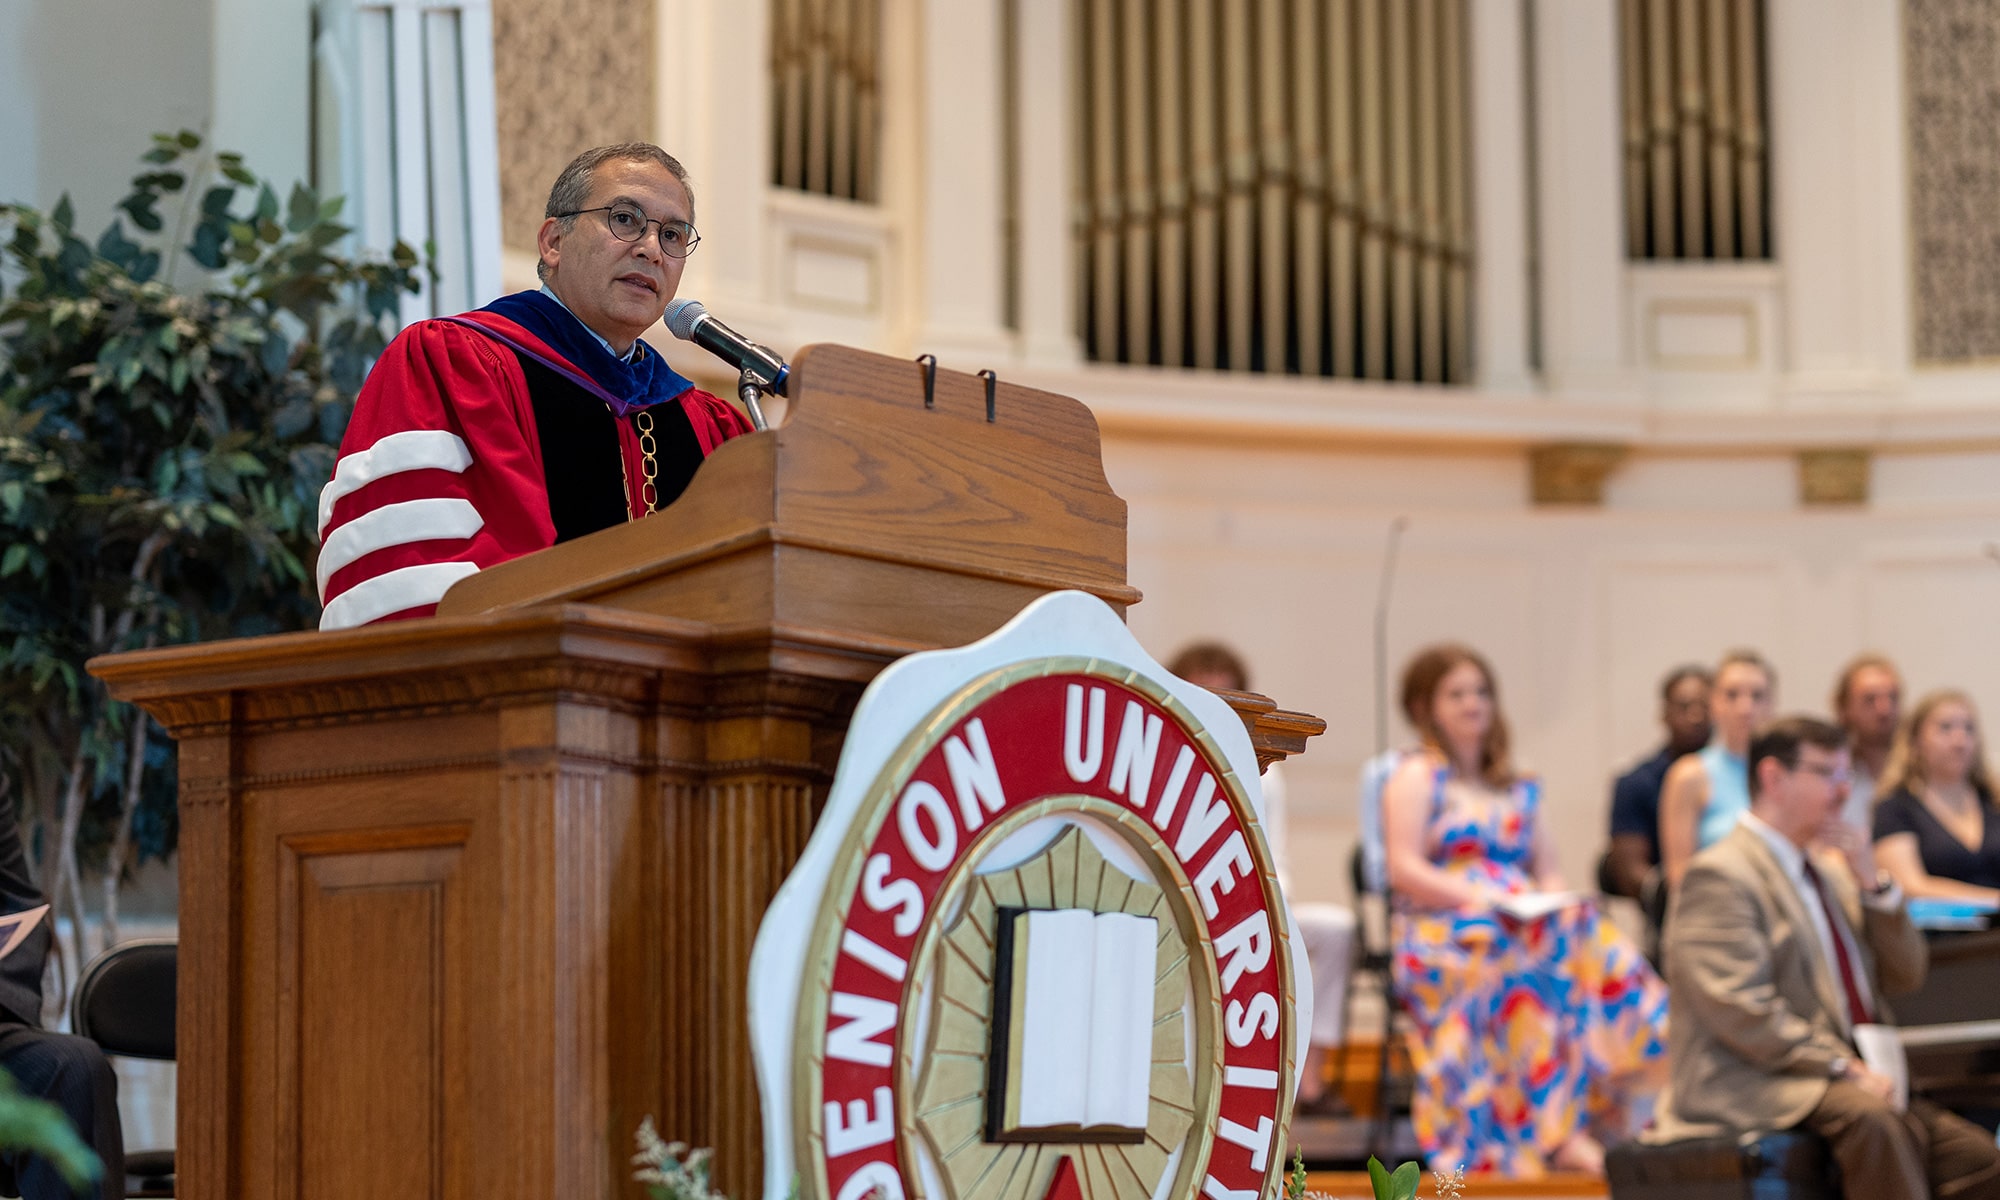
(1872, 689, 2000, 902)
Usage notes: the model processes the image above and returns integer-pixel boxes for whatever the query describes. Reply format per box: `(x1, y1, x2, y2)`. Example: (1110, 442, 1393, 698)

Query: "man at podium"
(314, 143, 754, 631)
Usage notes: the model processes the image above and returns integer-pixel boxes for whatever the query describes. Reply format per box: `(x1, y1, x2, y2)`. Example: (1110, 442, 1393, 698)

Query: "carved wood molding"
(139, 655, 875, 742)
(704, 671, 867, 721)
(1798, 448, 1871, 506)
(701, 758, 838, 785)
(228, 754, 505, 794)
(1529, 442, 1631, 506)
(1208, 687, 1329, 771)
(179, 777, 232, 808)
(143, 660, 673, 740)
(146, 695, 233, 737)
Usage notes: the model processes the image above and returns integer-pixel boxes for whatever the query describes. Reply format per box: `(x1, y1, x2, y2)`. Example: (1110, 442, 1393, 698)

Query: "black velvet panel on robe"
(512, 350, 708, 544)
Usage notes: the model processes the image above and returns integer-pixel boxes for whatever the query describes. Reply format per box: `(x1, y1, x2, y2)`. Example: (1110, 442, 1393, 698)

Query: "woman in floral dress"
(1383, 643, 1668, 1177)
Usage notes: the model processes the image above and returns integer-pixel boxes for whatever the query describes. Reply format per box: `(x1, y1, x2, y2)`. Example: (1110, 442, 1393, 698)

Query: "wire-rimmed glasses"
(558, 202, 701, 258)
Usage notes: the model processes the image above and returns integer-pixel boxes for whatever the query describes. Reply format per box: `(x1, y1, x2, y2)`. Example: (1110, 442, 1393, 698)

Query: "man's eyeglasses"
(1793, 761, 1853, 786)
(558, 203, 701, 258)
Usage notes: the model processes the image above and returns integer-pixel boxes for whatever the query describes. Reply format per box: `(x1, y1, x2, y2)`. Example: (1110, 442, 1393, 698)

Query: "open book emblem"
(988, 907, 1159, 1143)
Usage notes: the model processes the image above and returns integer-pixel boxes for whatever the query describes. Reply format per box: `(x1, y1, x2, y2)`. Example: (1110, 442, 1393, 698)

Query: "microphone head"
(663, 298, 709, 341)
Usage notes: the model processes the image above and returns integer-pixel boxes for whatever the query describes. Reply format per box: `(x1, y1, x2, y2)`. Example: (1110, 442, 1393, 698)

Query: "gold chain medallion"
(635, 408, 659, 514)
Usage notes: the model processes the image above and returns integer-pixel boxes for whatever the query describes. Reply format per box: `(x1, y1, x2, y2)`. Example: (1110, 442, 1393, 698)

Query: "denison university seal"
(749, 591, 1311, 1200)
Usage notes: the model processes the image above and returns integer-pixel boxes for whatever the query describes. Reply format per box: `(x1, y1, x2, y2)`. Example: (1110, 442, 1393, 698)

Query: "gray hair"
(537, 143, 695, 282)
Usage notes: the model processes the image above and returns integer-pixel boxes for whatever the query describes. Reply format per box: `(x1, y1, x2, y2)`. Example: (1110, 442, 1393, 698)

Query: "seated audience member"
(1655, 716, 2000, 1200)
(1166, 642, 1357, 1113)
(1873, 690, 2000, 903)
(1604, 665, 1712, 901)
(0, 791, 123, 1200)
(1384, 643, 1667, 1176)
(1660, 650, 1776, 888)
(1833, 654, 1903, 828)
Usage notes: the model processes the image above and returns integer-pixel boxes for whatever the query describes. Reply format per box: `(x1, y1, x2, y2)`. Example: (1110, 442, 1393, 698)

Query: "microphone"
(663, 299, 790, 395)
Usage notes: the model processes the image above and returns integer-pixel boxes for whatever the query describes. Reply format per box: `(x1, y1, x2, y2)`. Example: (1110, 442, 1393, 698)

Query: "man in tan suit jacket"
(1657, 715, 2000, 1199)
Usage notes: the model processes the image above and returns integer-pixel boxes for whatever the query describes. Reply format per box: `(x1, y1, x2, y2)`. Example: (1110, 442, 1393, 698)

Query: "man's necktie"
(1802, 857, 1875, 1026)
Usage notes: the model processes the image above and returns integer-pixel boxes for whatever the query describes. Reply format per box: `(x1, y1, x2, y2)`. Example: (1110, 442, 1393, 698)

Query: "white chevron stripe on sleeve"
(318, 561, 481, 631)
(315, 498, 485, 598)
(317, 429, 475, 537)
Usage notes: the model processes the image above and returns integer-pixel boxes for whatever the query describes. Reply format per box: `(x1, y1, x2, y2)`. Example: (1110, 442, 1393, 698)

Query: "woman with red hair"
(1383, 644, 1668, 1177)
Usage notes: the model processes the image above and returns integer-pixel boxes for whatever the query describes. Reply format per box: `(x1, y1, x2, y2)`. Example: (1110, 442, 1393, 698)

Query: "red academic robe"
(315, 315, 751, 630)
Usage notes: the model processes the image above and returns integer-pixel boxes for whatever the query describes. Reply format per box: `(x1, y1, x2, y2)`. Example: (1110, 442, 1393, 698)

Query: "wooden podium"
(90, 347, 1322, 1200)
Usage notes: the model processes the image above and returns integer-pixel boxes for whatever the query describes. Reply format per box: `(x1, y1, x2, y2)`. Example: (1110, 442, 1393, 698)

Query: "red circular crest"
(797, 665, 1296, 1200)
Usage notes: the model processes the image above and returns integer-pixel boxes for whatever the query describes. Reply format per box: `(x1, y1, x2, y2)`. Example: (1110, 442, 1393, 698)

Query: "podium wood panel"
(90, 347, 1323, 1200)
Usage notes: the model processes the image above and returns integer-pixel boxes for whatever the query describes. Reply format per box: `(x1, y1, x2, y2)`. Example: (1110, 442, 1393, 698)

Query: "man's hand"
(1845, 1061, 1897, 1103)
(1816, 817, 1877, 886)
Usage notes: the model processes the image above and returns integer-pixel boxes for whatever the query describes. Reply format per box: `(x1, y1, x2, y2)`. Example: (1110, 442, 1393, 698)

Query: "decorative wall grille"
(487, 0, 654, 272)
(1907, 0, 2000, 363)
(771, 0, 881, 202)
(1618, 0, 1770, 260)
(313, 0, 504, 322)
(1072, 0, 1472, 383)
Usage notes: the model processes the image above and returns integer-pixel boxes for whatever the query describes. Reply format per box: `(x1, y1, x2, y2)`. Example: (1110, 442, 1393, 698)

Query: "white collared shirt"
(1741, 811, 1895, 1026)
(540, 285, 642, 363)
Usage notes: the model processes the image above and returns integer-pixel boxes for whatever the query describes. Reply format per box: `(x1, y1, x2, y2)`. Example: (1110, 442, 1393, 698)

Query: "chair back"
(71, 939, 176, 1061)
(1356, 747, 1405, 897)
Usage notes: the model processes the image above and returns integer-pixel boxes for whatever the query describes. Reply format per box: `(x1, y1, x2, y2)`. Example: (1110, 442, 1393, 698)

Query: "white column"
(1766, 0, 1908, 401)
(212, 0, 311, 190)
(912, 0, 1011, 359)
(658, 0, 774, 322)
(1530, 0, 1632, 402)
(1469, 0, 1534, 394)
(1012, 0, 1081, 366)
(0, 3, 36, 212)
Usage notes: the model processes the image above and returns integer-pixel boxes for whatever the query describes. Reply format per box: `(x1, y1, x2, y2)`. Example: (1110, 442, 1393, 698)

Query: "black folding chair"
(70, 940, 175, 1199)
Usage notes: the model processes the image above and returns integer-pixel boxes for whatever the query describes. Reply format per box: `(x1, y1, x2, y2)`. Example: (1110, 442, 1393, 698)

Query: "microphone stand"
(737, 366, 772, 432)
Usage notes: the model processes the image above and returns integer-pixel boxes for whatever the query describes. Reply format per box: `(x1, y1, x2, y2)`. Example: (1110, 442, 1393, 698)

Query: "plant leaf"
(116, 193, 163, 233)
(1390, 1161, 1420, 1200)
(286, 183, 318, 233)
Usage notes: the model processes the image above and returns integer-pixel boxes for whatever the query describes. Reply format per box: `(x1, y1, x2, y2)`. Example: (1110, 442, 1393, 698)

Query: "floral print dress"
(1390, 767, 1669, 1175)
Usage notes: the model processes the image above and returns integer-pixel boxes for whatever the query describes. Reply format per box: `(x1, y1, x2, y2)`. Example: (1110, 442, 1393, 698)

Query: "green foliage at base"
(1366, 1156, 1421, 1200)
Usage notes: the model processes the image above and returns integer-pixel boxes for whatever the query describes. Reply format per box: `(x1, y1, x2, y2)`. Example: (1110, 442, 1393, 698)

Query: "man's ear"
(536, 216, 563, 279)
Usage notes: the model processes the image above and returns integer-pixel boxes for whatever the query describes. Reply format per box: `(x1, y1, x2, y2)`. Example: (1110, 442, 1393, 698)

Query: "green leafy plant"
(0, 130, 424, 959)
(1366, 1156, 1421, 1200)
(1286, 1149, 1310, 1200)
